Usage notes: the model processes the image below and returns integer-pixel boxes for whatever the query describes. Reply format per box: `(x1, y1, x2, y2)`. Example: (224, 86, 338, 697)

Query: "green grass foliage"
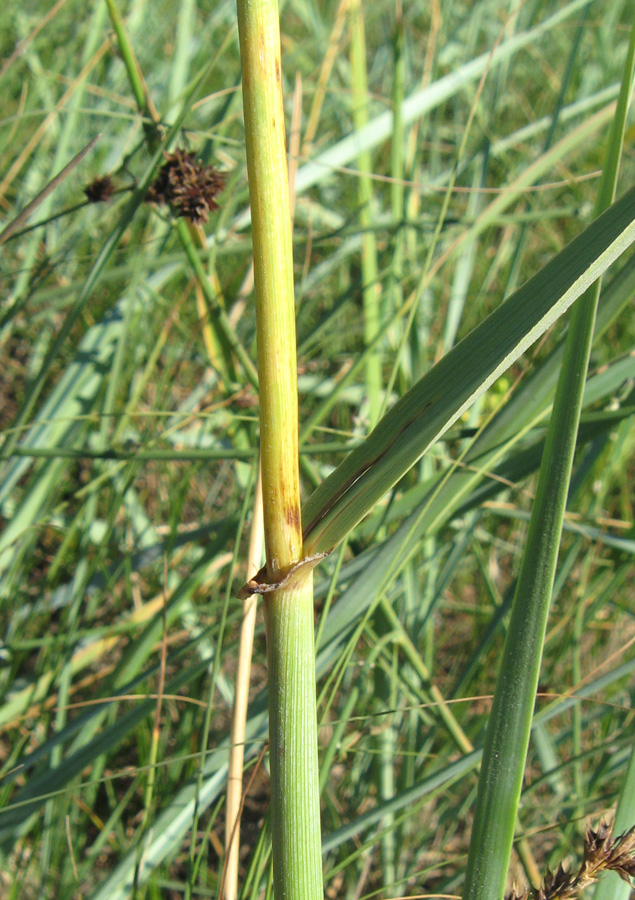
(0, 0, 634, 898)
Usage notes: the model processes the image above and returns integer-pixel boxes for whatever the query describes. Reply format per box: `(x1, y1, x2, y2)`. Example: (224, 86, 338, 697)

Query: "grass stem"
(236, 0, 324, 896)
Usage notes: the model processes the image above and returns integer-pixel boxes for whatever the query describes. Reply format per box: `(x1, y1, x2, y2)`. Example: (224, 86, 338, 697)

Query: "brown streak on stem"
(302, 399, 436, 539)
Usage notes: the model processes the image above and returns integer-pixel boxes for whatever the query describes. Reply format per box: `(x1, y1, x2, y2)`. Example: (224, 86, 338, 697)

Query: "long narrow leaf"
(463, 22, 635, 900)
(302, 185, 635, 557)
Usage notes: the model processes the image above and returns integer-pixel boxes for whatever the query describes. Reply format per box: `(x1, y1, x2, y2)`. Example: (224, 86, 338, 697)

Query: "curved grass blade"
(302, 185, 635, 558)
(350, 250, 635, 544)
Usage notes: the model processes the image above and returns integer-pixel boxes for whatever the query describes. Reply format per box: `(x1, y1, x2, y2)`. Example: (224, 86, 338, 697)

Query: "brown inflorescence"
(505, 821, 635, 900)
(146, 148, 225, 224)
(84, 175, 115, 203)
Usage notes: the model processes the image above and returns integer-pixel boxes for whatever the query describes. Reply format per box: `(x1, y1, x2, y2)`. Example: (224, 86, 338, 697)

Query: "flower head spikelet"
(146, 149, 225, 224)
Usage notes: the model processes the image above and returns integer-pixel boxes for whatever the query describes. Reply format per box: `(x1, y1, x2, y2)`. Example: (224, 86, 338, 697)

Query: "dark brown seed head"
(84, 175, 115, 203)
(146, 148, 225, 224)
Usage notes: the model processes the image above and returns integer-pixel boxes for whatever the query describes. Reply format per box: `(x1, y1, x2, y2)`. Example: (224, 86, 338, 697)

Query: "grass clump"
(0, 1, 634, 899)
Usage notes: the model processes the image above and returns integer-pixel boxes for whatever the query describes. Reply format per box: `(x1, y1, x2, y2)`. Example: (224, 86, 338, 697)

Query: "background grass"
(0, 0, 634, 898)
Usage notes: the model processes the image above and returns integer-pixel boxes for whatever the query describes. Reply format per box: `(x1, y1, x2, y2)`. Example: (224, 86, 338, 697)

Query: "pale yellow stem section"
(237, 0, 302, 579)
(224, 468, 264, 900)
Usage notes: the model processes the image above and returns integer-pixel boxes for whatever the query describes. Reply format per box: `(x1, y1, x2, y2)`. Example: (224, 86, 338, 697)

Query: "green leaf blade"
(303, 185, 635, 556)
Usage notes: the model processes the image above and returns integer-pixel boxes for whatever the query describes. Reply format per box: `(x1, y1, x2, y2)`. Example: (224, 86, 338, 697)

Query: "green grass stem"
(350, 0, 381, 427)
(462, 21, 635, 900)
(263, 578, 323, 900)
(236, 0, 323, 896)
